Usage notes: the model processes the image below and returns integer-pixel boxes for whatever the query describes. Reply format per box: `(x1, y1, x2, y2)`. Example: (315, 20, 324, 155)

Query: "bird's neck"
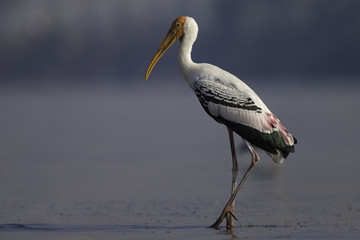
(177, 37, 196, 87)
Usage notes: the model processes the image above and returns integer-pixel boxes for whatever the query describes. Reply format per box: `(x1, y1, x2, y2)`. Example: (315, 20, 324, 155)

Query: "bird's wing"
(193, 78, 296, 155)
(194, 78, 265, 131)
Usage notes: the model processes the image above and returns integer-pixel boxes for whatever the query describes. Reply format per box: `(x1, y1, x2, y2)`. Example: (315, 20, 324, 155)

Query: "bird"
(145, 16, 297, 229)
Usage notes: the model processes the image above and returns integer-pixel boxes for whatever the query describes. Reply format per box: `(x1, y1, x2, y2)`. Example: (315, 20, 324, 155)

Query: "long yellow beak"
(145, 17, 185, 80)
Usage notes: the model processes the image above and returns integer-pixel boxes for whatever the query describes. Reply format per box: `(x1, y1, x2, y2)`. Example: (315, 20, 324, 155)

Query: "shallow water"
(0, 79, 359, 239)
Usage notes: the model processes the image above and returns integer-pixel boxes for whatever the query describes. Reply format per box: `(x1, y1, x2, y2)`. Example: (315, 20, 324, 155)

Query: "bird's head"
(145, 16, 186, 80)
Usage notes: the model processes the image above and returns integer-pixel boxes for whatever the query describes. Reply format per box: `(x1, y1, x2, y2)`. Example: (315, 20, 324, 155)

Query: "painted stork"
(145, 16, 297, 229)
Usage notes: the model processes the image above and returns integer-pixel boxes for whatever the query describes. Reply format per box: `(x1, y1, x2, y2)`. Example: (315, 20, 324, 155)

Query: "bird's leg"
(225, 127, 238, 229)
(210, 139, 260, 229)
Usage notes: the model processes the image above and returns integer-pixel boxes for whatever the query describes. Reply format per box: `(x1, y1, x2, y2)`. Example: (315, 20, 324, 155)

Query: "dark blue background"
(1, 0, 359, 84)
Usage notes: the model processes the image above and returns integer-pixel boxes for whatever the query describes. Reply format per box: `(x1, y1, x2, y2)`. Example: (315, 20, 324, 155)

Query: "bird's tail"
(266, 150, 284, 164)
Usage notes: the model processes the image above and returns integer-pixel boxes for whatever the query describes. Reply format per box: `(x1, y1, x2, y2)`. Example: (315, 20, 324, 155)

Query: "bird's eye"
(176, 23, 181, 27)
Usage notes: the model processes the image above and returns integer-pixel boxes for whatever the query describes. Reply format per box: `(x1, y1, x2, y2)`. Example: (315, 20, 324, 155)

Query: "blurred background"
(0, 0, 360, 232)
(1, 0, 359, 84)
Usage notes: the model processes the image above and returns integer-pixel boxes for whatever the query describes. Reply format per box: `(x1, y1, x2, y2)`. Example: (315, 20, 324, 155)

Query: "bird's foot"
(210, 205, 238, 229)
(228, 211, 238, 221)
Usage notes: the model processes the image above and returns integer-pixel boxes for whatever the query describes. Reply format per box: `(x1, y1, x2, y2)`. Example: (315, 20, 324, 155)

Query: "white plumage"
(177, 17, 296, 162)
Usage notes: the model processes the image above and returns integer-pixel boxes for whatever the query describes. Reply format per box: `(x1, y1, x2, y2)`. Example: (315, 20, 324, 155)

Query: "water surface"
(0, 80, 359, 239)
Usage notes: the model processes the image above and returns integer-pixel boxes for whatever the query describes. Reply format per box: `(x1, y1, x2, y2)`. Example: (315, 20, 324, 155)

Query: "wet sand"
(0, 79, 359, 239)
